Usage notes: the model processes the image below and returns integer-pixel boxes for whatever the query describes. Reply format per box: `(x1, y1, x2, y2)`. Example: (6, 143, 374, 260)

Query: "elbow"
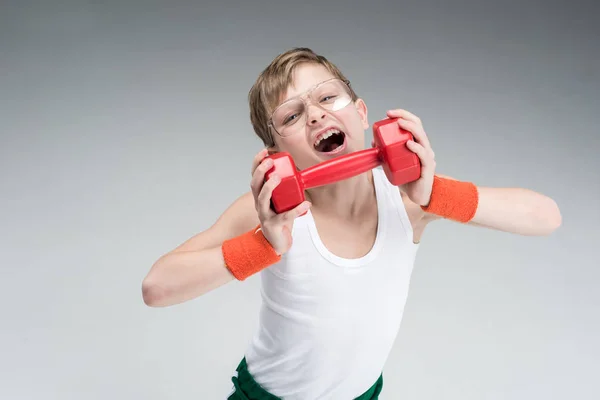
(142, 276, 167, 307)
(142, 255, 174, 307)
(535, 196, 562, 236)
(550, 200, 562, 232)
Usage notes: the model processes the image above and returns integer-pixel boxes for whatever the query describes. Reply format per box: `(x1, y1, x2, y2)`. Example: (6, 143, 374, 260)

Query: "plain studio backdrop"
(1, 0, 598, 399)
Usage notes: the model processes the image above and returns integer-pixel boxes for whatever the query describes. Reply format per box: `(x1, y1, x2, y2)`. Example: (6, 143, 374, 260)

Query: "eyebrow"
(276, 78, 334, 107)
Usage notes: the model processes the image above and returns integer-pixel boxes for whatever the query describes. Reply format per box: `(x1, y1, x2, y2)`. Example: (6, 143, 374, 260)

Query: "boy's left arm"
(386, 108, 562, 237)
(420, 174, 562, 236)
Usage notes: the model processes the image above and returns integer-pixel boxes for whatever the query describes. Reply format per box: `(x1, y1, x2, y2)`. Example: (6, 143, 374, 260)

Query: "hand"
(250, 149, 312, 255)
(386, 109, 436, 206)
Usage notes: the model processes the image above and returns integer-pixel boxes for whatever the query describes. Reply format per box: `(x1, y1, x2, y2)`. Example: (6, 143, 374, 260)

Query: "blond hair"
(248, 47, 358, 147)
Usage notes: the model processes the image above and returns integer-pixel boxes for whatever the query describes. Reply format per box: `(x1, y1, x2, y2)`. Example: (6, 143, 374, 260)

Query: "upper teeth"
(315, 129, 341, 146)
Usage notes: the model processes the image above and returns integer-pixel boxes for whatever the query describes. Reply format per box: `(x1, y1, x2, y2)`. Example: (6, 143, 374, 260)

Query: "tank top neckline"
(304, 169, 388, 268)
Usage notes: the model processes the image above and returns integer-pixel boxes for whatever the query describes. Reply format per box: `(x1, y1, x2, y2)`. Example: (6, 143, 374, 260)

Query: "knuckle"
(261, 158, 273, 168)
(264, 178, 276, 192)
(264, 184, 278, 199)
(256, 191, 265, 204)
(253, 169, 264, 180)
(259, 188, 271, 201)
(257, 166, 271, 179)
(268, 175, 281, 188)
(258, 188, 269, 203)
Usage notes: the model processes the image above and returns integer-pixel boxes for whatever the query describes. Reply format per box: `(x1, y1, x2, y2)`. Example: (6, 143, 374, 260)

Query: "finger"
(250, 148, 270, 176)
(386, 109, 422, 126)
(280, 200, 311, 221)
(406, 140, 435, 168)
(397, 119, 432, 150)
(250, 157, 274, 200)
(256, 172, 281, 216)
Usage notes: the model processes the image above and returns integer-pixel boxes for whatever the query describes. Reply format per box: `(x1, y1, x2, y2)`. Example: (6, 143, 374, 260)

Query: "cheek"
(279, 133, 309, 150)
(276, 135, 314, 160)
(338, 110, 367, 136)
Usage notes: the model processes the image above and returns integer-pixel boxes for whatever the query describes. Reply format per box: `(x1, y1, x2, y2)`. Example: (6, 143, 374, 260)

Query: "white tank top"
(243, 167, 420, 399)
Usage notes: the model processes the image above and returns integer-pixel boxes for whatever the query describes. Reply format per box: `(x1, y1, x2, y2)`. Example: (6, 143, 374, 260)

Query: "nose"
(306, 102, 326, 125)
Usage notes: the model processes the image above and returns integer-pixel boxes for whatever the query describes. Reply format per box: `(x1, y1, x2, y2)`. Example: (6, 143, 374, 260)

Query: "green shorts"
(227, 358, 383, 400)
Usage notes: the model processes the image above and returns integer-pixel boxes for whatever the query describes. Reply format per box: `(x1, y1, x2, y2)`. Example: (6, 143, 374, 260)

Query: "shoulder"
(169, 191, 259, 253)
(212, 191, 260, 236)
(398, 188, 440, 243)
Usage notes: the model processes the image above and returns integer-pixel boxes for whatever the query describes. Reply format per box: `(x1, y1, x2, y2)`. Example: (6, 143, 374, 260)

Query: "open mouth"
(314, 129, 346, 153)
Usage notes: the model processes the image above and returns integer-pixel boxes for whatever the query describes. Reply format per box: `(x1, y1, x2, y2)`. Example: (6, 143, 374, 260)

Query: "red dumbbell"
(265, 117, 421, 213)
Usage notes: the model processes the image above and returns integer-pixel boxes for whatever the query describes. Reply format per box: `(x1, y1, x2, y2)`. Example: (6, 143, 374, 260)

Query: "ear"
(266, 129, 280, 155)
(354, 98, 369, 130)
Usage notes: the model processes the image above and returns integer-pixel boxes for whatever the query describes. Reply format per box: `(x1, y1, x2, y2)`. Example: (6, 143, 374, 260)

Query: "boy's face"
(268, 63, 369, 170)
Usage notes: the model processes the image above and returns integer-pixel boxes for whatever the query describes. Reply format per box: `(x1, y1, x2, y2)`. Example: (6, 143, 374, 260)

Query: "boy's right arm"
(141, 191, 259, 307)
(141, 148, 311, 308)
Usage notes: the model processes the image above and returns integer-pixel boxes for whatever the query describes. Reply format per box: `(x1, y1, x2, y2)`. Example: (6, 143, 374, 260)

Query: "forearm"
(423, 174, 562, 236)
(469, 186, 562, 236)
(142, 246, 235, 307)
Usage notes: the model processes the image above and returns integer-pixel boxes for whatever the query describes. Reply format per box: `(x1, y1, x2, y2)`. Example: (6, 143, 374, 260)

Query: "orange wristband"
(222, 225, 281, 281)
(421, 176, 479, 223)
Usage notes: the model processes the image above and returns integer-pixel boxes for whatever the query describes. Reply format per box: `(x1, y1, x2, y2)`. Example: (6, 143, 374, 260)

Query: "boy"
(141, 48, 562, 399)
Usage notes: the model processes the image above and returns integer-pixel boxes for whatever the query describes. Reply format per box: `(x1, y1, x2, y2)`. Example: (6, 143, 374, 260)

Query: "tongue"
(323, 141, 341, 152)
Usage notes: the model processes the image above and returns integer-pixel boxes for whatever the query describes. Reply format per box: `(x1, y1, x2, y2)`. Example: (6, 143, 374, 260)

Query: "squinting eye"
(284, 113, 299, 124)
(321, 95, 337, 102)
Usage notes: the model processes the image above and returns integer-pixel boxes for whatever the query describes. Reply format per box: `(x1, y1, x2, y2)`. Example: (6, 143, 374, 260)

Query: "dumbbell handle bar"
(299, 147, 381, 190)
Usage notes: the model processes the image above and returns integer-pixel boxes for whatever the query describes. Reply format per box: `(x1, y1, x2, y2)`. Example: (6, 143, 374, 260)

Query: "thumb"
(278, 224, 293, 255)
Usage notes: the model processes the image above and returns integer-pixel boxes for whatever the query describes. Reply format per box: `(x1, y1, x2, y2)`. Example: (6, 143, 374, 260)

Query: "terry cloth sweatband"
(222, 225, 281, 281)
(421, 175, 479, 223)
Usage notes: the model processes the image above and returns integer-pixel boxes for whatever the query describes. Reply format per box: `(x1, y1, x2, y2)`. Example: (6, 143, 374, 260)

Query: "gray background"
(1, 0, 598, 399)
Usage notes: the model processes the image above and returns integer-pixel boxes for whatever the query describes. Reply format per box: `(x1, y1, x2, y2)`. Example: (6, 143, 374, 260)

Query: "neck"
(305, 170, 376, 219)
